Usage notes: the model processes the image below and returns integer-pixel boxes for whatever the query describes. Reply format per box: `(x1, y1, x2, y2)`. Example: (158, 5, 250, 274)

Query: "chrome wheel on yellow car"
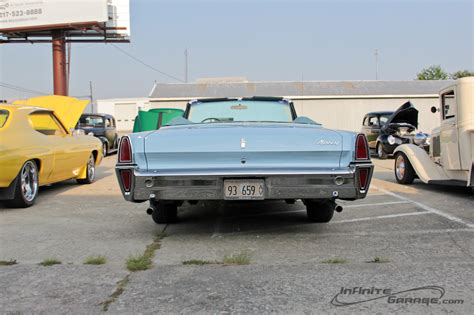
(7, 160, 39, 208)
(77, 153, 96, 184)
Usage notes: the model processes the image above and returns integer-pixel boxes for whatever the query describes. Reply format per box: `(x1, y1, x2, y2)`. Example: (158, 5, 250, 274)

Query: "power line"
(0, 82, 49, 95)
(109, 44, 185, 83)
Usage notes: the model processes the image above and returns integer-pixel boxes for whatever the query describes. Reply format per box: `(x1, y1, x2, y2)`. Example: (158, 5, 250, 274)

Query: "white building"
(97, 80, 452, 132)
(95, 97, 150, 131)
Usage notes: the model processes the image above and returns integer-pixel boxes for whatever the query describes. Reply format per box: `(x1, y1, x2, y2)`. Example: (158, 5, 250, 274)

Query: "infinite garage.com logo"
(331, 286, 464, 307)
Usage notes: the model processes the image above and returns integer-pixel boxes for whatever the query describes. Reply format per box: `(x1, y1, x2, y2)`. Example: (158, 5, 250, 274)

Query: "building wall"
(96, 98, 150, 131)
(293, 97, 439, 132)
(98, 96, 441, 133)
(150, 96, 440, 133)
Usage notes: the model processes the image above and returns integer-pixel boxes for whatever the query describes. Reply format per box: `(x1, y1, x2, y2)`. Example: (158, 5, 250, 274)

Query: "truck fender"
(394, 144, 449, 183)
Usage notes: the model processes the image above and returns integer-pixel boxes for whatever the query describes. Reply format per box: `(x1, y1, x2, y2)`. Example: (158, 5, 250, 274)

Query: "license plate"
(224, 179, 265, 200)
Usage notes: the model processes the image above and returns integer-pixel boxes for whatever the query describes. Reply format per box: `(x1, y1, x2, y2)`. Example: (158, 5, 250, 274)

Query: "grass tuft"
(125, 231, 167, 272)
(0, 259, 17, 266)
(126, 254, 152, 272)
(321, 257, 348, 264)
(367, 256, 390, 263)
(39, 258, 61, 266)
(222, 252, 251, 265)
(182, 259, 215, 266)
(83, 255, 107, 265)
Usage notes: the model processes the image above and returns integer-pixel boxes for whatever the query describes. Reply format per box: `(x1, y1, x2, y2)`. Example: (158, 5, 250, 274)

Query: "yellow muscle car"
(0, 96, 103, 207)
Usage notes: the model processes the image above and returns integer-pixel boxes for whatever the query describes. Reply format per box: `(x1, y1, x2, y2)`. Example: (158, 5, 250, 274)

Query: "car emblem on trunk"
(240, 138, 246, 149)
(316, 139, 339, 145)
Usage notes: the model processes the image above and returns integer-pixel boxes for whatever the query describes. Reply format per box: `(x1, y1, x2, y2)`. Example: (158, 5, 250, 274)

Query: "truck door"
(439, 90, 461, 170)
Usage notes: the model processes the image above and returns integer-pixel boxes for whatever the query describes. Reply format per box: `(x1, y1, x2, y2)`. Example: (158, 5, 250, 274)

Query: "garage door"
(115, 103, 138, 131)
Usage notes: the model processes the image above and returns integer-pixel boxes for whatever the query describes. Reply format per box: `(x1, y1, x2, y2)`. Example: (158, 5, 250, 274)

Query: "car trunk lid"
(143, 123, 345, 172)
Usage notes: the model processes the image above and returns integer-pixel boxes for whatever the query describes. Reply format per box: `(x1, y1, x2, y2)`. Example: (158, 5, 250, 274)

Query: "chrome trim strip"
(130, 168, 358, 177)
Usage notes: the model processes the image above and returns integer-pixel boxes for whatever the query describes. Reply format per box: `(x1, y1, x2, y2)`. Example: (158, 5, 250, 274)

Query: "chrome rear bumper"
(116, 164, 374, 202)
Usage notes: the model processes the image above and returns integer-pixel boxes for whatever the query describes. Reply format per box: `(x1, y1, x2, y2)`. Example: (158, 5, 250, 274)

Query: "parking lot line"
(342, 200, 411, 208)
(333, 211, 431, 224)
(221, 200, 411, 221)
(373, 186, 474, 229)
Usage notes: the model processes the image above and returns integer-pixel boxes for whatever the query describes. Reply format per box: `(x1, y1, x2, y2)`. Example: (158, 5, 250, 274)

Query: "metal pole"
(374, 49, 379, 80)
(89, 81, 94, 113)
(66, 42, 71, 95)
(184, 48, 188, 83)
(52, 30, 68, 95)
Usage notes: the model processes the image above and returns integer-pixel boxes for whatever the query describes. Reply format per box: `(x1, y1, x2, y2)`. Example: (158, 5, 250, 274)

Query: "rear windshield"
(379, 114, 392, 126)
(0, 109, 9, 128)
(78, 115, 105, 128)
(187, 100, 294, 123)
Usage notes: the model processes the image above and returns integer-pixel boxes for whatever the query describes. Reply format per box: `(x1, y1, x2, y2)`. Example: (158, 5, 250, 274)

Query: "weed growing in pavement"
(100, 275, 130, 311)
(126, 231, 166, 272)
(39, 258, 62, 266)
(321, 257, 348, 264)
(222, 251, 251, 265)
(84, 255, 107, 265)
(367, 256, 390, 263)
(0, 259, 17, 266)
(182, 259, 216, 266)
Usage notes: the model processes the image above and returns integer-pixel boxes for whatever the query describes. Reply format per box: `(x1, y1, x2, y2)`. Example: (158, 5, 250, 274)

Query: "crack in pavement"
(98, 225, 168, 312)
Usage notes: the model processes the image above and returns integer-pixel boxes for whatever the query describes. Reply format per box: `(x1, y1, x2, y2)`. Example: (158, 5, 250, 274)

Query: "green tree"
(416, 65, 449, 80)
(451, 70, 474, 80)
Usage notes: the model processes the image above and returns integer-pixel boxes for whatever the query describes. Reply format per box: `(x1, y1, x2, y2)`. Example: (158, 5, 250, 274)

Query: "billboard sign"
(0, 0, 109, 32)
(107, 0, 130, 37)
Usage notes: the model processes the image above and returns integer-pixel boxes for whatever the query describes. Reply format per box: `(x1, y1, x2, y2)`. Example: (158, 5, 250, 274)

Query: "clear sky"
(0, 0, 473, 100)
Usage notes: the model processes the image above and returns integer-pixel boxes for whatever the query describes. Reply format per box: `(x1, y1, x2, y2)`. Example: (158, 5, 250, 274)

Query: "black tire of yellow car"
(394, 152, 416, 184)
(377, 142, 388, 159)
(306, 200, 334, 223)
(151, 202, 178, 224)
(76, 153, 96, 185)
(6, 160, 39, 208)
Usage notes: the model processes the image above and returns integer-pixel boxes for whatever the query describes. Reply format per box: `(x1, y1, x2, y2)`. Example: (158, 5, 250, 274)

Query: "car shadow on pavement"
(0, 166, 114, 211)
(174, 200, 314, 236)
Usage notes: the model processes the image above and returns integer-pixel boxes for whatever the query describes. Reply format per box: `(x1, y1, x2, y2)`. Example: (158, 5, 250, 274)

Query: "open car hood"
(384, 101, 418, 129)
(13, 96, 89, 131)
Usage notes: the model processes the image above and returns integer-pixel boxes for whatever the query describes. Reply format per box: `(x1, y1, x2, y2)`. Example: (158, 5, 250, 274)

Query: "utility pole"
(66, 42, 72, 95)
(184, 48, 188, 83)
(89, 81, 94, 113)
(374, 49, 379, 80)
(52, 30, 68, 95)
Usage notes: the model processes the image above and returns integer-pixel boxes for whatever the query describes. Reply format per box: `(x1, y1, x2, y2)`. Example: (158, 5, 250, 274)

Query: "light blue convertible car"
(116, 97, 373, 224)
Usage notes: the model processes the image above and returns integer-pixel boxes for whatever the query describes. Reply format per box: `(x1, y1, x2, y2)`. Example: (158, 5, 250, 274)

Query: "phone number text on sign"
(0, 8, 42, 19)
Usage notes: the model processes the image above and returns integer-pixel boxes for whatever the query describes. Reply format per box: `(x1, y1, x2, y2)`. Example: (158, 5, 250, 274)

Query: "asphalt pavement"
(1, 156, 473, 314)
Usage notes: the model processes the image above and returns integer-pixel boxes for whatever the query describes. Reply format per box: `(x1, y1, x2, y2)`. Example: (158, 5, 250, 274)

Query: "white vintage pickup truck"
(393, 77, 473, 188)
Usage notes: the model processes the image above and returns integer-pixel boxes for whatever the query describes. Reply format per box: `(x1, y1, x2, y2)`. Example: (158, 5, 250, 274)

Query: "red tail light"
(118, 137, 132, 163)
(358, 168, 369, 191)
(120, 169, 132, 192)
(355, 134, 369, 160)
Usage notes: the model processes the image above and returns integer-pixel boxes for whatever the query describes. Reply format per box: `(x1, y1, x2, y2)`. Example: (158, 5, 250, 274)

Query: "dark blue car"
(77, 114, 119, 156)
(361, 102, 430, 159)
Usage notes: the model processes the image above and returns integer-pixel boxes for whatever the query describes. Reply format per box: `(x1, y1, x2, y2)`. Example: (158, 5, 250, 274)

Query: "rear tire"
(77, 153, 96, 184)
(394, 152, 416, 184)
(377, 142, 387, 159)
(6, 160, 39, 208)
(151, 201, 178, 224)
(306, 200, 334, 223)
(102, 142, 108, 157)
